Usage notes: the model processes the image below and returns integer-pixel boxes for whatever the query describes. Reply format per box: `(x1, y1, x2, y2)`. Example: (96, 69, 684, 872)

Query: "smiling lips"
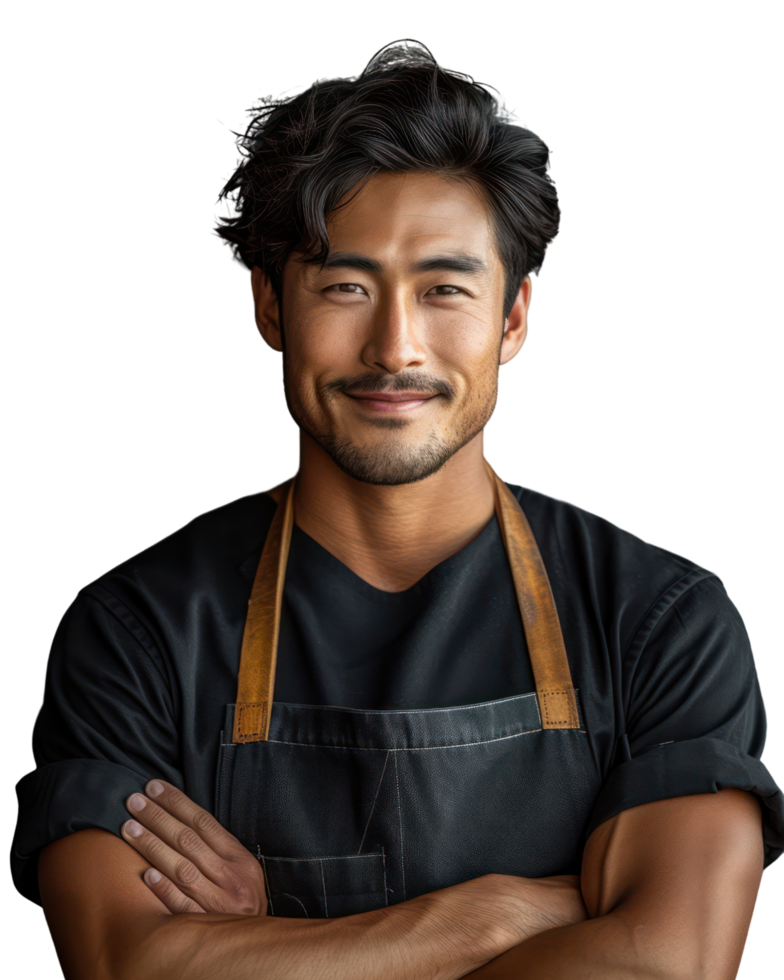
(345, 391, 438, 413)
(348, 392, 434, 402)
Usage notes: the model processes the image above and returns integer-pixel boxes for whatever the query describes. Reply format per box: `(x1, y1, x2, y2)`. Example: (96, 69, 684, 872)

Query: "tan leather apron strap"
(232, 477, 296, 743)
(483, 460, 579, 730)
(233, 463, 579, 743)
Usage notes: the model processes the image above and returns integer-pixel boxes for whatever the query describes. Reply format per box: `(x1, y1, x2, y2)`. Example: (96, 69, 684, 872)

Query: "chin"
(317, 435, 457, 486)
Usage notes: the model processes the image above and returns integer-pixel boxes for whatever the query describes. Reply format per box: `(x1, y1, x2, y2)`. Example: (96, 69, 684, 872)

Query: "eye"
(426, 285, 463, 296)
(324, 282, 465, 296)
(326, 282, 368, 295)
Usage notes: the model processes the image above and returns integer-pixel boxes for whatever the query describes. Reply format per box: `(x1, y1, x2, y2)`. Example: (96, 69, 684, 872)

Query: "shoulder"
(508, 481, 713, 584)
(68, 491, 282, 621)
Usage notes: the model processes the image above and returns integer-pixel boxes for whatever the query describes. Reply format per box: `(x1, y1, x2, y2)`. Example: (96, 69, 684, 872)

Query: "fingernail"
(129, 794, 147, 812)
(145, 869, 162, 885)
(124, 820, 144, 838)
(147, 780, 164, 798)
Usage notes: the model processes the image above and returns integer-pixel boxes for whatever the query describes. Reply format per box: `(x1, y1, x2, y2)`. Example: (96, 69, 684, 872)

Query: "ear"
(499, 276, 534, 367)
(251, 266, 282, 352)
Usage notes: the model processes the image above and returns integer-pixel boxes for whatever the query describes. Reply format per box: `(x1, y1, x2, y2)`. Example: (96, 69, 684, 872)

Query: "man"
(12, 40, 784, 980)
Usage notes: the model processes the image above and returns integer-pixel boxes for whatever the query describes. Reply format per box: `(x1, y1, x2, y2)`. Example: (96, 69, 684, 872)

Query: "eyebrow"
(314, 251, 489, 276)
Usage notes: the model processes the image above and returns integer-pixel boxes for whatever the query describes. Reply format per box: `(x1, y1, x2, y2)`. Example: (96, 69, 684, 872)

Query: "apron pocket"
(260, 852, 389, 919)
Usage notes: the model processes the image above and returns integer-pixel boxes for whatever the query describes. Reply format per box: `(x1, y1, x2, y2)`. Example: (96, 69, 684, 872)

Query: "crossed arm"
(465, 787, 764, 980)
(39, 784, 764, 980)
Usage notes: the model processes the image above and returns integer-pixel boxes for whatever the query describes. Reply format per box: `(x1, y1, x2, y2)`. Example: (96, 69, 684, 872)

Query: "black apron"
(216, 461, 601, 918)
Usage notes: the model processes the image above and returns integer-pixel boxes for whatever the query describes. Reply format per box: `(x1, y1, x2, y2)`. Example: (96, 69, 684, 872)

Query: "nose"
(360, 291, 427, 375)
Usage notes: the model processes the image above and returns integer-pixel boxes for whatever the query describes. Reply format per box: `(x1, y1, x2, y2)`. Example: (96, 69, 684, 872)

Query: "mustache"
(320, 372, 454, 399)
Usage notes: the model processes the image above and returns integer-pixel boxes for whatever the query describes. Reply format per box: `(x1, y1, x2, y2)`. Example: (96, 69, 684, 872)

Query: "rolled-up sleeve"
(11, 587, 182, 904)
(585, 575, 784, 867)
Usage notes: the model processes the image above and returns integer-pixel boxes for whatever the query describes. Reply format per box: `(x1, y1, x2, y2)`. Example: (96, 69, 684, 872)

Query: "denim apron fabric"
(215, 461, 600, 918)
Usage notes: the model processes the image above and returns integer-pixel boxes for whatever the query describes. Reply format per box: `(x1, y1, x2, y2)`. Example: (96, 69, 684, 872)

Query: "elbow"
(607, 908, 711, 980)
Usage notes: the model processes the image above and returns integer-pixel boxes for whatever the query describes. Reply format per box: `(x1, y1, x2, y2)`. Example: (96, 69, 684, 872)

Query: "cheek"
(285, 303, 364, 376)
(438, 316, 500, 358)
(429, 318, 501, 382)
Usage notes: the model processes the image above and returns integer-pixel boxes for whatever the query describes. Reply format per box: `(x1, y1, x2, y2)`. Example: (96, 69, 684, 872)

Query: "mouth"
(344, 391, 439, 414)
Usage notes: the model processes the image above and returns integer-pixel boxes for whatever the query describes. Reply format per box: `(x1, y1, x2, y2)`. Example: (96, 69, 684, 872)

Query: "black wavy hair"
(216, 40, 560, 318)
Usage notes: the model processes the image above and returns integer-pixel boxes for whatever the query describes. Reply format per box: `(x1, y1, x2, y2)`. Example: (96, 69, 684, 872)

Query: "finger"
(144, 780, 242, 858)
(120, 801, 221, 901)
(143, 867, 205, 915)
(125, 792, 228, 884)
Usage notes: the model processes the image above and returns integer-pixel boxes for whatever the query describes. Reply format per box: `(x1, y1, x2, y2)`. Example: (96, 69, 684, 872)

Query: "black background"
(6, 23, 784, 977)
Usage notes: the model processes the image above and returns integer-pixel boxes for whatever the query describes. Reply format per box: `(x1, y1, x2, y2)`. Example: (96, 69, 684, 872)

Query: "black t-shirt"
(12, 482, 784, 904)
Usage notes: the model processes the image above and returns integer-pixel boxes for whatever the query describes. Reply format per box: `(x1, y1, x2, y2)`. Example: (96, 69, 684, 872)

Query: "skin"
(254, 171, 531, 591)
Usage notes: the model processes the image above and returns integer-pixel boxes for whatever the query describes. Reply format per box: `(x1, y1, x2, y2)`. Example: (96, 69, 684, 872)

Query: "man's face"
(267, 171, 527, 486)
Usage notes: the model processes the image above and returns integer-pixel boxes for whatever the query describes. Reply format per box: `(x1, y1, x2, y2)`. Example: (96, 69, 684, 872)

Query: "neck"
(268, 431, 496, 593)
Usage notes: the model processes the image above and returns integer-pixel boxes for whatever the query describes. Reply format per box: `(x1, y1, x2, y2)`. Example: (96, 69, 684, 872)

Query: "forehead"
(325, 171, 498, 265)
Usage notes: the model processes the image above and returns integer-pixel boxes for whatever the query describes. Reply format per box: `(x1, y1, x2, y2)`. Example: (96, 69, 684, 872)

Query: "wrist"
(511, 875, 589, 938)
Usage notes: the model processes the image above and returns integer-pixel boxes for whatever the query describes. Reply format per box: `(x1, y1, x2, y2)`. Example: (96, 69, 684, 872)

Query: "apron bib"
(216, 461, 601, 918)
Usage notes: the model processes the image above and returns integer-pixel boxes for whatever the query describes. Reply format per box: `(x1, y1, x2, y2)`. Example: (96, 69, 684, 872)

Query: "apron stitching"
(249, 726, 586, 751)
(261, 854, 387, 918)
(381, 844, 391, 905)
(358, 750, 391, 854)
(256, 854, 384, 863)
(281, 892, 310, 919)
(393, 753, 406, 901)
(256, 844, 275, 915)
(271, 691, 540, 717)
(320, 858, 329, 918)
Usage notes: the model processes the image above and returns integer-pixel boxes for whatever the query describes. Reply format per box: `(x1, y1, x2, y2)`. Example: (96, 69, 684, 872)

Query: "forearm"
(463, 911, 692, 980)
(119, 877, 541, 980)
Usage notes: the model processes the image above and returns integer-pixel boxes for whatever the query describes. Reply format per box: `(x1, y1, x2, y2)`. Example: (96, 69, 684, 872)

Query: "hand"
(121, 779, 268, 916)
